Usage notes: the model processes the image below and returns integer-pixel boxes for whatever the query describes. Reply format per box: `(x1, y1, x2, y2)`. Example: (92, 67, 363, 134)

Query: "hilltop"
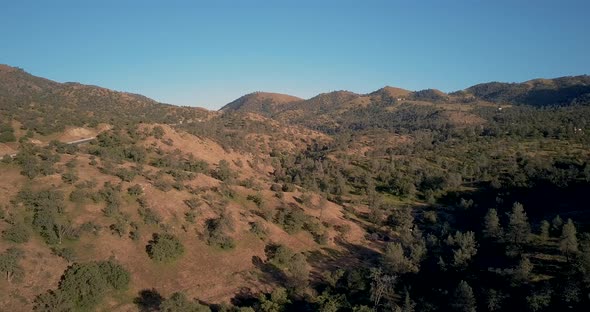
(220, 92, 302, 116)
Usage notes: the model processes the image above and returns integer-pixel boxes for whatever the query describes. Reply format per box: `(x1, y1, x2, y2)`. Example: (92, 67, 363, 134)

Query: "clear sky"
(1, 0, 589, 109)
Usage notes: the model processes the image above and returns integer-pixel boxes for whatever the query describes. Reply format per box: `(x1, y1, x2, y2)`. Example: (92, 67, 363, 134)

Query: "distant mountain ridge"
(222, 75, 590, 116)
(458, 75, 590, 106)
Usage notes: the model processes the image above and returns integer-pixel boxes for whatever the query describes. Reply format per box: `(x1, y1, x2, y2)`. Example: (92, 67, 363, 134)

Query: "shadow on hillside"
(251, 255, 289, 285)
(435, 179, 590, 233)
(306, 237, 380, 281)
(134, 288, 163, 312)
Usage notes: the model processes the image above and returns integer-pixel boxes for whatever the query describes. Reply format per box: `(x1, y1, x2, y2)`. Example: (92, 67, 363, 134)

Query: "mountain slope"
(0, 65, 212, 135)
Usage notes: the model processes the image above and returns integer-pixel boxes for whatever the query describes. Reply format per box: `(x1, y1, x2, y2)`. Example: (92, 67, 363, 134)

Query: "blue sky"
(1, 0, 589, 109)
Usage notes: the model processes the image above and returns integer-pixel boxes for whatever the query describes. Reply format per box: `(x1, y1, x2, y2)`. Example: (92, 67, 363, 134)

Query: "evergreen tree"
(451, 280, 476, 312)
(559, 219, 578, 261)
(513, 257, 533, 284)
(506, 202, 530, 245)
(483, 208, 502, 239)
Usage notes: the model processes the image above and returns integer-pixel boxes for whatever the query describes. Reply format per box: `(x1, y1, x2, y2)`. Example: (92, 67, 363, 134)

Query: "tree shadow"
(251, 255, 288, 285)
(134, 288, 163, 312)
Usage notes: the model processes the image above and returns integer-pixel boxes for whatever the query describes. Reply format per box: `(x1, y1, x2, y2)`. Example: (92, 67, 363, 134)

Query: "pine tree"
(451, 280, 476, 312)
(483, 208, 502, 239)
(559, 218, 578, 261)
(513, 257, 533, 284)
(507, 202, 530, 245)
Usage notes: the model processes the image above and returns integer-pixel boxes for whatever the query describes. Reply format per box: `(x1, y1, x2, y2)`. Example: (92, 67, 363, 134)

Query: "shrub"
(204, 214, 235, 249)
(146, 233, 184, 262)
(61, 171, 79, 184)
(247, 193, 264, 208)
(138, 207, 162, 225)
(2, 222, 30, 243)
(128, 184, 144, 196)
(249, 221, 268, 240)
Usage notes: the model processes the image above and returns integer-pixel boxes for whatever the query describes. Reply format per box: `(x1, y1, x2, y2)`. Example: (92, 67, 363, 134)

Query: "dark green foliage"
(34, 260, 129, 311)
(446, 231, 478, 268)
(146, 233, 185, 262)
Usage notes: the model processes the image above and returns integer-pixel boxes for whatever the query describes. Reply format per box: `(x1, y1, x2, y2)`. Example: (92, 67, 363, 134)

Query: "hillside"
(0, 66, 590, 311)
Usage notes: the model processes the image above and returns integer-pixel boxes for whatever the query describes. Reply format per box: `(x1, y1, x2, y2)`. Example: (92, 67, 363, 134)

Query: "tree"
(506, 202, 530, 245)
(383, 242, 418, 274)
(400, 291, 416, 312)
(369, 268, 396, 310)
(485, 289, 506, 311)
(446, 231, 478, 268)
(451, 280, 476, 312)
(483, 208, 502, 239)
(559, 219, 578, 261)
(513, 257, 533, 284)
(38, 261, 130, 310)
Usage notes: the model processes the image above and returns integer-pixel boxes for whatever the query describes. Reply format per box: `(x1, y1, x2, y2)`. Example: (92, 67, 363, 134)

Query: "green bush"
(146, 233, 184, 262)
